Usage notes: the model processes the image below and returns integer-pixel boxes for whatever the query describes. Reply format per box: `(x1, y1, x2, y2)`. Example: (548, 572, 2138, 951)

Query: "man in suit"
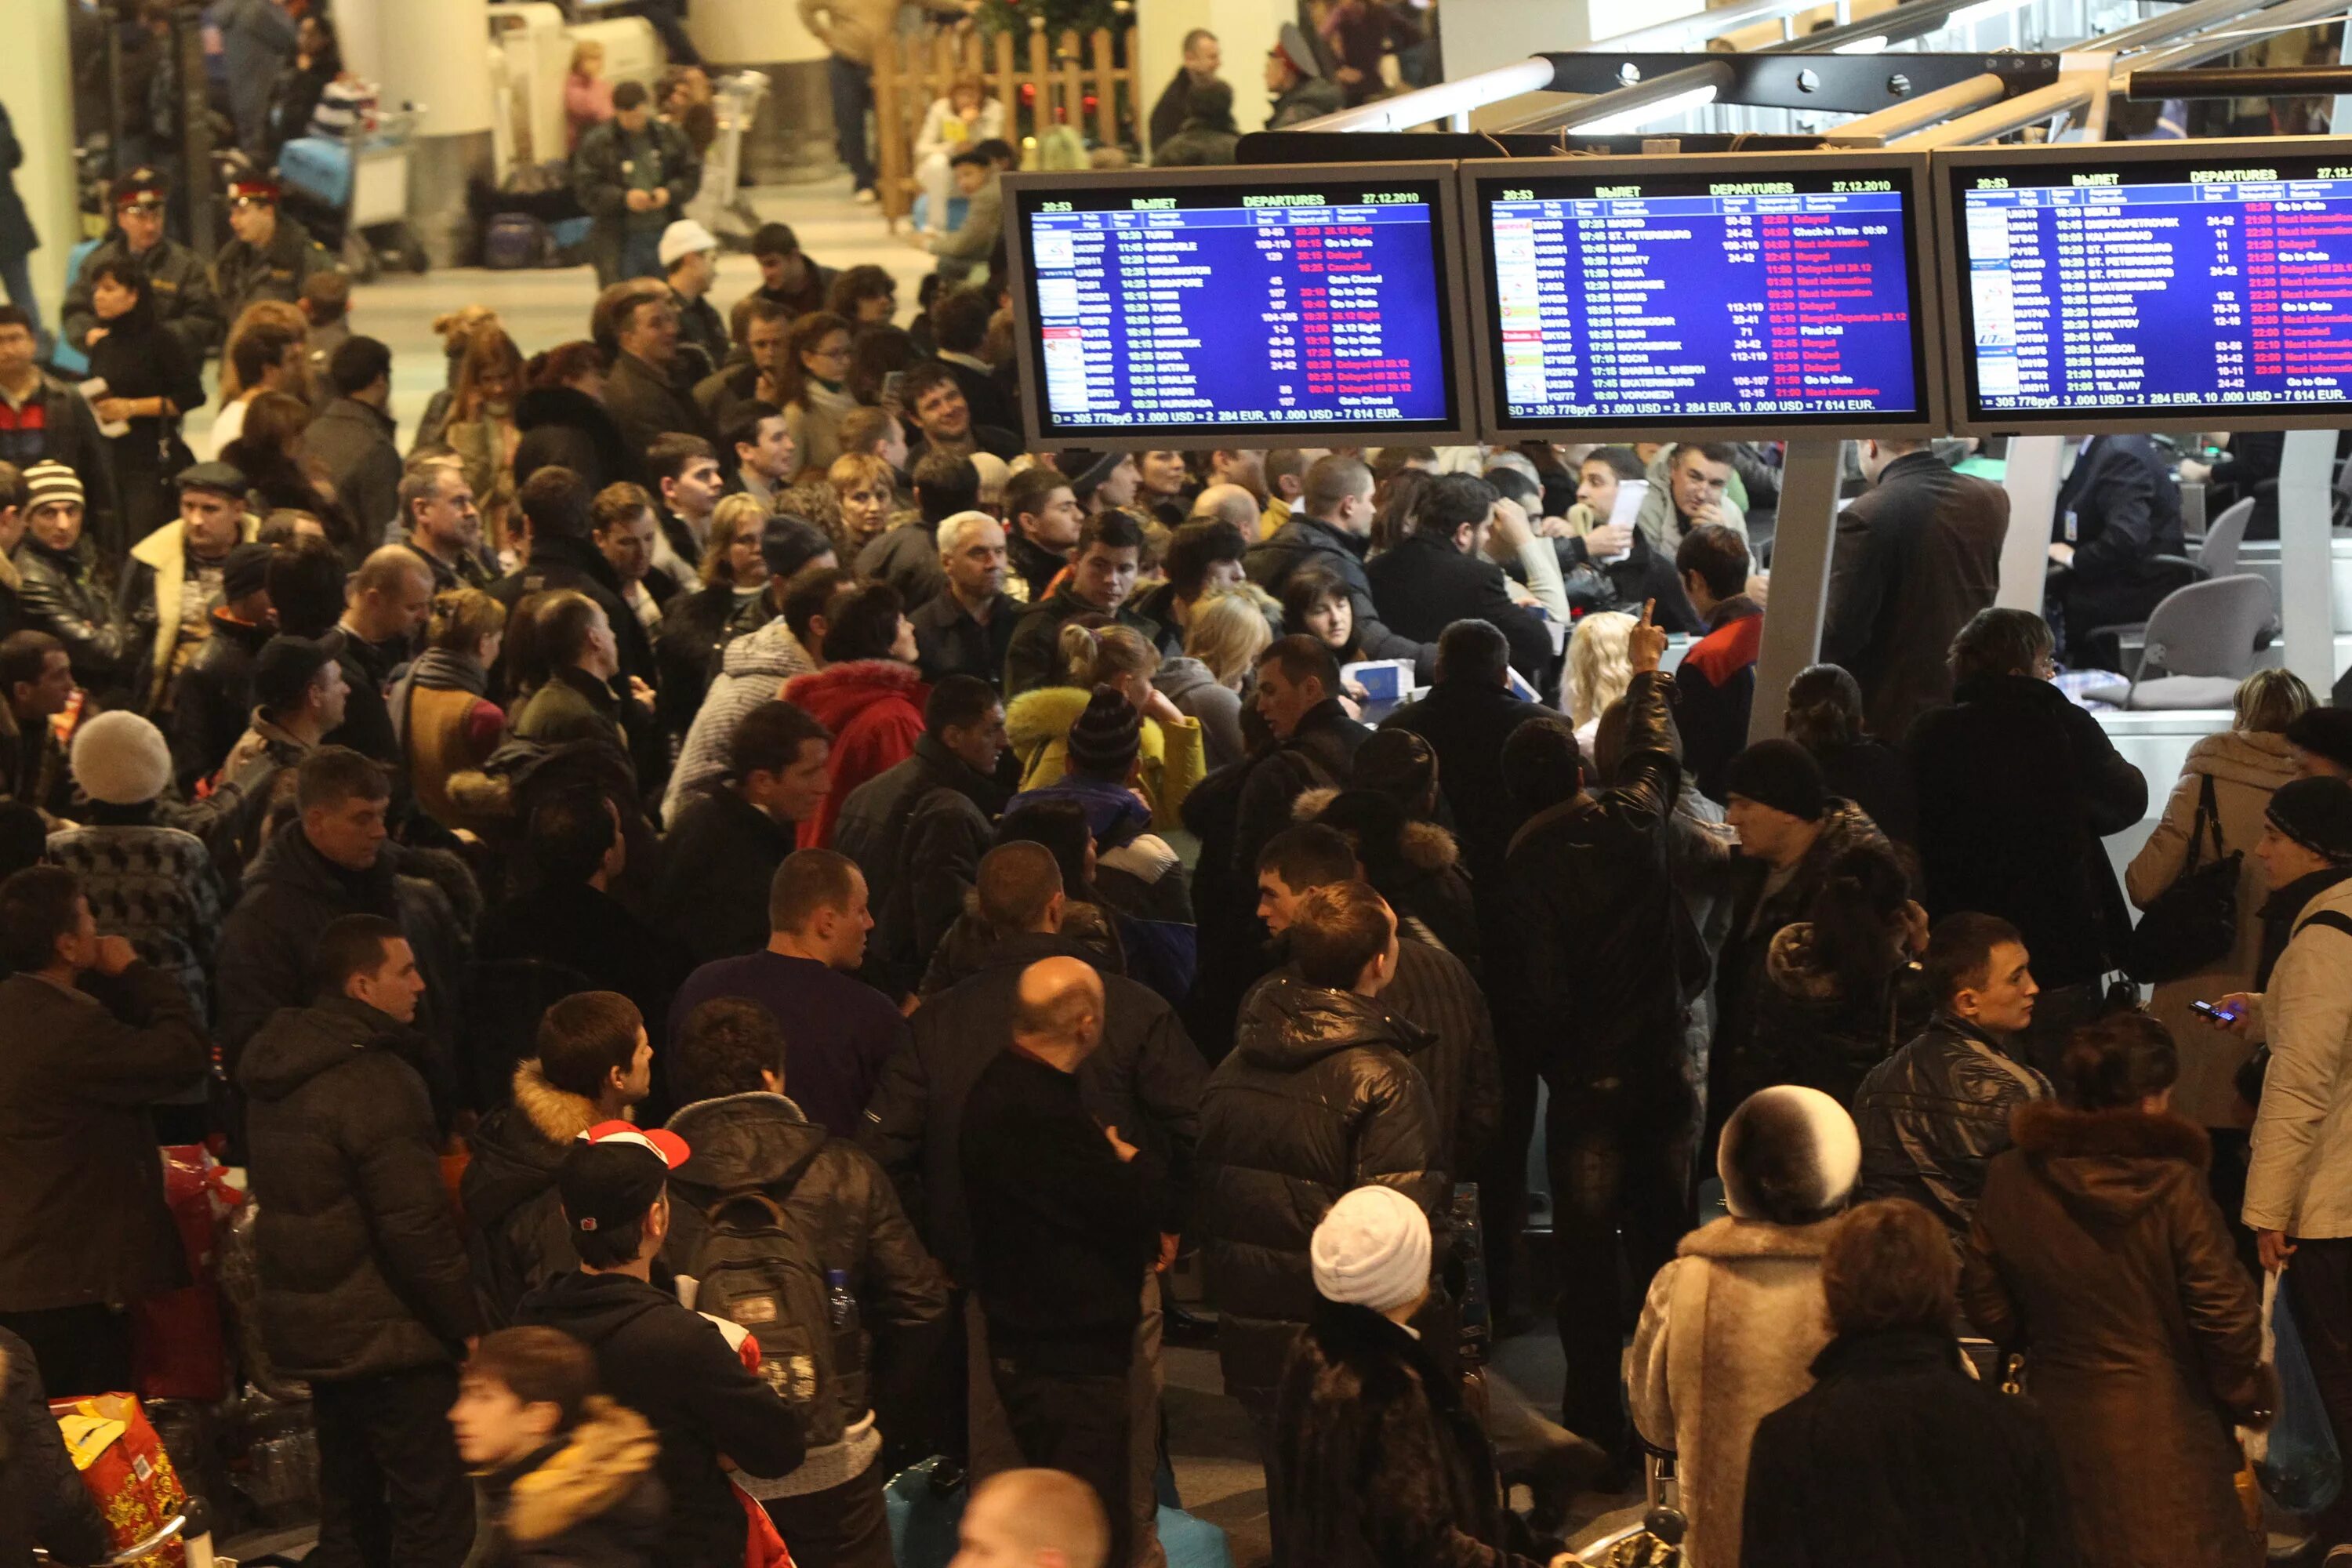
(2046, 434, 2186, 668)
(1822, 437, 2008, 746)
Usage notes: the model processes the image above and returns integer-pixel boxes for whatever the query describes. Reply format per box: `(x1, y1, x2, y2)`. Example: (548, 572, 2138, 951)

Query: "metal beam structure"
(1508, 49, 2060, 129)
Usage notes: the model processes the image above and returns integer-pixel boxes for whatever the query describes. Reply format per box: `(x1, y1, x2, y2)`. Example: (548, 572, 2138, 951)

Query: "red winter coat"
(783, 659, 929, 849)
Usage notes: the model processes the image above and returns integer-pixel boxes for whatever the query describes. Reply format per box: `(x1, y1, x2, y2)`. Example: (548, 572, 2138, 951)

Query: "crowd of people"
(1, 27, 2349, 1566)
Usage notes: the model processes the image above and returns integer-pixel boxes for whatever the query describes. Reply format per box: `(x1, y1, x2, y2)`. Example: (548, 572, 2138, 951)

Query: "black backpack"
(688, 1178, 863, 1450)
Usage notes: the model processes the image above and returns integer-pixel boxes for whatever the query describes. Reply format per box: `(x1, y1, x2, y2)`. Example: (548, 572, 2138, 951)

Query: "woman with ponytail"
(1746, 841, 1932, 1106)
(1004, 618, 1205, 830)
(1962, 1011, 2270, 1568)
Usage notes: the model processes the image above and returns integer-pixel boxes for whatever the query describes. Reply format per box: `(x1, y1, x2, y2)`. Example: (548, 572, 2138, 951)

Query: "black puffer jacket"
(1273, 1300, 1541, 1568)
(0, 1329, 109, 1566)
(865, 930, 1204, 1276)
(213, 822, 476, 1097)
(461, 1058, 603, 1326)
(1747, 922, 1934, 1108)
(239, 996, 484, 1381)
(1197, 975, 1445, 1404)
(1851, 1012, 2054, 1244)
(662, 1091, 949, 1467)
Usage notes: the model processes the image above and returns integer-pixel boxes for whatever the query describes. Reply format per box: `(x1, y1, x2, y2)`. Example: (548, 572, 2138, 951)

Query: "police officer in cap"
(61, 169, 225, 365)
(209, 172, 337, 330)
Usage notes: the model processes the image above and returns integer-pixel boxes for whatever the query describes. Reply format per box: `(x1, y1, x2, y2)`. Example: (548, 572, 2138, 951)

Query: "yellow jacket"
(1005, 684, 1204, 833)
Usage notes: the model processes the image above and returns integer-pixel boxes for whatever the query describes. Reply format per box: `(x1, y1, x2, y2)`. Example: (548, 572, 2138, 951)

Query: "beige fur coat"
(1625, 1214, 1842, 1568)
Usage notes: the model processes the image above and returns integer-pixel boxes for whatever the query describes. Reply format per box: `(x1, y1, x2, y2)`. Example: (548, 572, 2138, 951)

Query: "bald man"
(952, 1468, 1109, 1568)
(1189, 484, 1260, 536)
(959, 958, 1164, 1568)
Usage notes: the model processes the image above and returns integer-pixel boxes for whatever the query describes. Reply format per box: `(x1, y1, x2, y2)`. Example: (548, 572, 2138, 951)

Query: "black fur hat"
(1718, 1085, 1860, 1225)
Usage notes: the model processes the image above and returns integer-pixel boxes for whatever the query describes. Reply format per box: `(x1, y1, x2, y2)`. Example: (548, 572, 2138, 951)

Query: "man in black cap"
(121, 462, 257, 716)
(1713, 738, 1893, 1123)
(514, 1123, 808, 1568)
(209, 172, 337, 329)
(169, 542, 276, 791)
(61, 169, 224, 365)
(2288, 707, 2352, 782)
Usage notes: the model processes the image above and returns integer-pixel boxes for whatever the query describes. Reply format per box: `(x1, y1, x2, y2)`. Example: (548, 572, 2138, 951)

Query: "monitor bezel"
(1934, 135, 2352, 436)
(1457, 150, 1949, 445)
(1000, 162, 1481, 451)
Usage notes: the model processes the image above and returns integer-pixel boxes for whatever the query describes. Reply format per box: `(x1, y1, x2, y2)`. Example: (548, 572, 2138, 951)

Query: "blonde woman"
(1007, 620, 1205, 831)
(828, 452, 897, 555)
(564, 39, 614, 151)
(392, 588, 509, 836)
(1565, 609, 1636, 752)
(2125, 666, 2314, 1131)
(1158, 586, 1274, 771)
(441, 325, 526, 554)
(208, 301, 310, 458)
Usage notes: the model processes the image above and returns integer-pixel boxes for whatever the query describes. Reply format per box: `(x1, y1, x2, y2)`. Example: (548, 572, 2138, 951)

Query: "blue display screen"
(1956, 156, 2352, 417)
(1477, 167, 1931, 430)
(1014, 175, 1462, 439)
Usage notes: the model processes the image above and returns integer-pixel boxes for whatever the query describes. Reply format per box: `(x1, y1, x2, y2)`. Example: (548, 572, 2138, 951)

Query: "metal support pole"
(2280, 430, 2336, 695)
(1748, 441, 1845, 744)
(1998, 438, 2067, 611)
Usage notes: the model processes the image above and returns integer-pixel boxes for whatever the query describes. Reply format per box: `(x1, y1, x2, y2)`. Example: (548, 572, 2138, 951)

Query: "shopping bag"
(49, 1392, 190, 1567)
(132, 1145, 242, 1402)
(2258, 1272, 2343, 1514)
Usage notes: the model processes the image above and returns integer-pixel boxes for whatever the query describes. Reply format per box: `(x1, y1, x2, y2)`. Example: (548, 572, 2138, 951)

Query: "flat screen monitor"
(1000, 163, 1476, 448)
(1938, 136, 2352, 434)
(1460, 151, 1944, 442)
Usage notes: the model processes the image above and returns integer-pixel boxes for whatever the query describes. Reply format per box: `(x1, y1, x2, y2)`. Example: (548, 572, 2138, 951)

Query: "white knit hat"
(71, 711, 173, 807)
(1310, 1185, 1431, 1313)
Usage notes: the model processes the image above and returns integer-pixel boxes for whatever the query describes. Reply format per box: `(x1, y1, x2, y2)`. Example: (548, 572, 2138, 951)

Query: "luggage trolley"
(279, 103, 432, 282)
(687, 70, 770, 246)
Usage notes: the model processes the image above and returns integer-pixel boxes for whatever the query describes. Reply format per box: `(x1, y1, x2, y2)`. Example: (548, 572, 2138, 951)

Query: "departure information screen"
(1954, 151, 2352, 419)
(1011, 170, 1465, 441)
(1472, 163, 1933, 432)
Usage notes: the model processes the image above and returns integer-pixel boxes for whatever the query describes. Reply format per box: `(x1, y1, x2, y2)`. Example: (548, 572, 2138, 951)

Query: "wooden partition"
(872, 20, 1143, 227)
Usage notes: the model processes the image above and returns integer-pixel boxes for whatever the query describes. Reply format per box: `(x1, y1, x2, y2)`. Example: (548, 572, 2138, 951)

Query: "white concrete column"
(0, 0, 80, 327)
(2279, 429, 2335, 695)
(1998, 434, 2066, 611)
(1748, 439, 1845, 743)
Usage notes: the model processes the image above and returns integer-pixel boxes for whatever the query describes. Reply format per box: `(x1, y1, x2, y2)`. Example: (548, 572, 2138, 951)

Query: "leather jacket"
(1852, 1012, 2053, 1243)
(14, 539, 128, 696)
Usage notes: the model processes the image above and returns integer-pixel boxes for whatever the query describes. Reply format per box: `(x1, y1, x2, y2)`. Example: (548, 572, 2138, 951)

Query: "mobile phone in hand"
(2190, 1000, 2242, 1024)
